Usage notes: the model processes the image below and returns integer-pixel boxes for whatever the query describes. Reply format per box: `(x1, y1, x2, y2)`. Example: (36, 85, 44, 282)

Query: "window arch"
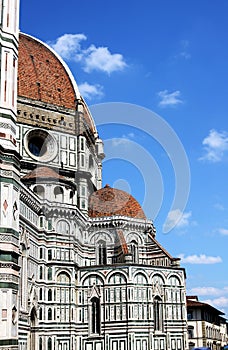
(57, 271, 70, 283)
(154, 296, 163, 331)
(130, 240, 138, 263)
(33, 185, 45, 199)
(54, 186, 64, 202)
(91, 297, 101, 334)
(56, 220, 70, 235)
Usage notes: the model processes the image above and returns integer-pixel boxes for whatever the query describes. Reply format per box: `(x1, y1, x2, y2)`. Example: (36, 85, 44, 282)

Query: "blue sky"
(20, 0, 228, 316)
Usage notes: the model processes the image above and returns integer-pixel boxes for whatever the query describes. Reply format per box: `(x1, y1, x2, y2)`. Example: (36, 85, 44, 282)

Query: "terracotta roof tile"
(89, 184, 146, 219)
(18, 33, 76, 109)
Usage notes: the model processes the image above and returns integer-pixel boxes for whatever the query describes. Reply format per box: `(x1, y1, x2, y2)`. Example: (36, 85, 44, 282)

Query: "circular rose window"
(25, 129, 57, 162)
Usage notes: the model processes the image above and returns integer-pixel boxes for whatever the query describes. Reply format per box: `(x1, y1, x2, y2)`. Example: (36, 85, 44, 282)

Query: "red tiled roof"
(89, 185, 146, 219)
(18, 33, 76, 109)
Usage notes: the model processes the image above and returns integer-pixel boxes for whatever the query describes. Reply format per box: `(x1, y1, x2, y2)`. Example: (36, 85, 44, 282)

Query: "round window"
(25, 129, 57, 162)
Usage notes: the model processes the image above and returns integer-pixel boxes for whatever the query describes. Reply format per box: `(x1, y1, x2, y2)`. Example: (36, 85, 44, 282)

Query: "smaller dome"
(89, 185, 146, 219)
(22, 166, 76, 188)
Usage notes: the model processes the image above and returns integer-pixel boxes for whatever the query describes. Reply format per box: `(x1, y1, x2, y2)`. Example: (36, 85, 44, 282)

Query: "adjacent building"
(187, 296, 228, 350)
(0, 1, 189, 350)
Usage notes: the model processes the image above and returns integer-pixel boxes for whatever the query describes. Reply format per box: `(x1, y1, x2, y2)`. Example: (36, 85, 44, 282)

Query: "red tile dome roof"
(18, 33, 78, 109)
(89, 185, 146, 219)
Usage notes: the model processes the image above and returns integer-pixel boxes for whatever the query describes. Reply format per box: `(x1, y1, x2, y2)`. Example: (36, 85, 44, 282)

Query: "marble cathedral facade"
(0, 1, 188, 349)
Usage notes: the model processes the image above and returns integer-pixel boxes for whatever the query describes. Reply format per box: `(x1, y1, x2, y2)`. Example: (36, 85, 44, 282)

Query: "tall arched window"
(48, 338, 52, 350)
(154, 296, 163, 331)
(48, 267, 52, 281)
(130, 240, 138, 263)
(39, 308, 42, 320)
(91, 297, 101, 334)
(39, 337, 42, 350)
(98, 241, 107, 265)
(39, 266, 43, 280)
(48, 289, 52, 301)
(48, 308, 52, 320)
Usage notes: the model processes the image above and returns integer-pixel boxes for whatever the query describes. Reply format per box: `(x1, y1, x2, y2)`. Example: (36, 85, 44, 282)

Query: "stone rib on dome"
(18, 33, 78, 109)
(89, 185, 146, 220)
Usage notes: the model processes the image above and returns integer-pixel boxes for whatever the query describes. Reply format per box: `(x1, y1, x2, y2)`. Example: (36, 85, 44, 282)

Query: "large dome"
(89, 185, 146, 219)
(18, 33, 79, 109)
(17, 33, 96, 133)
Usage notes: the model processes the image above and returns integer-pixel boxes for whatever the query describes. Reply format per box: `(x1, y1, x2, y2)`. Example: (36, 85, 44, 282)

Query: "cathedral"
(0, 1, 188, 349)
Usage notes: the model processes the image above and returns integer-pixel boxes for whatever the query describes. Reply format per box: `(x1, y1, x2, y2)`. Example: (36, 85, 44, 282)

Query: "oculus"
(25, 129, 57, 162)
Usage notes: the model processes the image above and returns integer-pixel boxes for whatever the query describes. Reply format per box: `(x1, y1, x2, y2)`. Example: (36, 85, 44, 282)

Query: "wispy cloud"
(199, 129, 228, 162)
(176, 40, 191, 60)
(214, 203, 225, 211)
(218, 228, 228, 235)
(188, 286, 228, 296)
(178, 254, 222, 264)
(163, 209, 192, 232)
(158, 90, 183, 107)
(78, 82, 103, 100)
(49, 33, 127, 74)
(203, 296, 228, 308)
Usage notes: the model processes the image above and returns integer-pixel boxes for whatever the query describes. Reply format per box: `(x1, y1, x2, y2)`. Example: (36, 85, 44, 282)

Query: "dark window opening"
(98, 241, 107, 265)
(91, 297, 100, 334)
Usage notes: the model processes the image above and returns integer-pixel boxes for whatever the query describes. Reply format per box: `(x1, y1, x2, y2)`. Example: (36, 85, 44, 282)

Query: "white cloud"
(158, 90, 183, 107)
(84, 45, 127, 74)
(178, 40, 191, 60)
(188, 286, 225, 296)
(178, 254, 222, 264)
(218, 228, 228, 235)
(49, 33, 86, 61)
(188, 286, 228, 297)
(203, 296, 228, 308)
(200, 129, 228, 162)
(49, 34, 127, 74)
(111, 138, 132, 147)
(163, 209, 191, 232)
(78, 82, 103, 100)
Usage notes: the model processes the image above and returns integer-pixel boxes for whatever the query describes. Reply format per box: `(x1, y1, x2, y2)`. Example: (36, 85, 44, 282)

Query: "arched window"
(57, 272, 70, 283)
(39, 337, 42, 350)
(39, 308, 42, 320)
(54, 186, 64, 202)
(48, 308, 52, 320)
(48, 249, 52, 261)
(39, 266, 43, 280)
(48, 289, 52, 301)
(130, 240, 138, 263)
(33, 185, 45, 199)
(56, 220, 70, 235)
(48, 267, 52, 281)
(91, 297, 100, 334)
(48, 338, 52, 350)
(154, 296, 163, 331)
(98, 241, 107, 265)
